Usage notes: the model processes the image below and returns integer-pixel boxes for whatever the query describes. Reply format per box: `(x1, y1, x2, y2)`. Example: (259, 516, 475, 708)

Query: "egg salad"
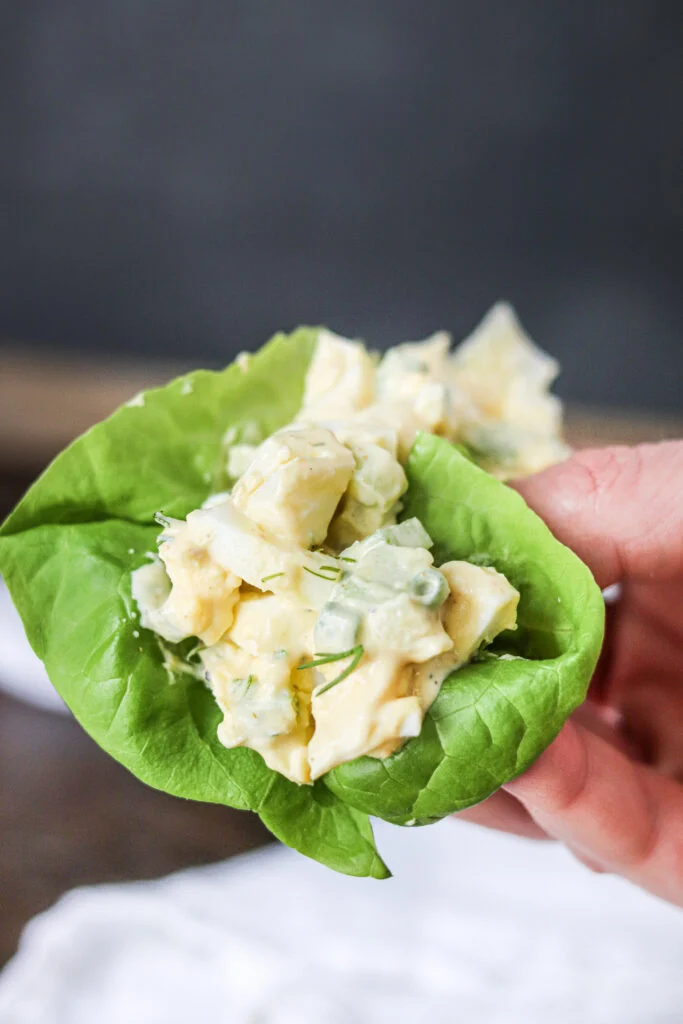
(132, 303, 566, 784)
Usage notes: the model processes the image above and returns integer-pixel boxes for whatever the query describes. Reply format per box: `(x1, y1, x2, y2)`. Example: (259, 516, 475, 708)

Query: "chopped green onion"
(298, 645, 364, 695)
(409, 569, 449, 609)
(340, 556, 356, 563)
(261, 572, 285, 583)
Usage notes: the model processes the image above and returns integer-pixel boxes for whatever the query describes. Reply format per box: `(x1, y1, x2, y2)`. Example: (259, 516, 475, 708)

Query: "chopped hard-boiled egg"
(439, 560, 520, 663)
(231, 427, 354, 548)
(375, 331, 452, 398)
(228, 591, 316, 658)
(158, 521, 241, 645)
(132, 305, 564, 785)
(372, 331, 474, 458)
(448, 303, 570, 477)
(199, 592, 318, 782)
(450, 303, 561, 433)
(327, 436, 407, 548)
(185, 496, 338, 610)
(300, 329, 376, 419)
(299, 306, 568, 480)
(364, 592, 453, 663)
(411, 560, 520, 709)
(131, 520, 240, 645)
(316, 521, 454, 665)
(131, 560, 186, 644)
(200, 639, 313, 783)
(313, 419, 400, 456)
(308, 656, 422, 780)
(202, 641, 298, 741)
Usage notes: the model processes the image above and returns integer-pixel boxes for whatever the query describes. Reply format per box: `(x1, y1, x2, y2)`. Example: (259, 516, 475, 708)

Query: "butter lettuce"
(326, 432, 605, 822)
(0, 329, 604, 877)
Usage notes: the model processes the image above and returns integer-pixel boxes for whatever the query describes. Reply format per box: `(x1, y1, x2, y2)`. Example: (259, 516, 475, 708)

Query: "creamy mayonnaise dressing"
(132, 305, 566, 784)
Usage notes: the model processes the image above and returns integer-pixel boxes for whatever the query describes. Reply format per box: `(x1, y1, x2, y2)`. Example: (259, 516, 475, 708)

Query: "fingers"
(620, 673, 683, 782)
(451, 702, 633, 844)
(609, 580, 683, 778)
(503, 720, 683, 907)
(513, 442, 683, 587)
(571, 700, 633, 757)
(565, 845, 607, 874)
(454, 789, 549, 840)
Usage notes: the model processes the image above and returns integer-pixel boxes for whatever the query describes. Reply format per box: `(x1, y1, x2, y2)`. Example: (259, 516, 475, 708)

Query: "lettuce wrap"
(0, 326, 605, 877)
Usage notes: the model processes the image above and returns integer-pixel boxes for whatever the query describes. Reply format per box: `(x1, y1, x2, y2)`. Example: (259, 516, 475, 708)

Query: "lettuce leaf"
(326, 432, 605, 823)
(0, 329, 604, 876)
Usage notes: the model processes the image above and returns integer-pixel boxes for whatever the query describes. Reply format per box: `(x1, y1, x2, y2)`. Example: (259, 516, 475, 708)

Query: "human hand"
(456, 441, 683, 906)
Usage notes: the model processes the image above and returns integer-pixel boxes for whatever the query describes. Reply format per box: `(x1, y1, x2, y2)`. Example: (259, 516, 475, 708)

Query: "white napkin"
(1, 817, 682, 1024)
(0, 580, 66, 713)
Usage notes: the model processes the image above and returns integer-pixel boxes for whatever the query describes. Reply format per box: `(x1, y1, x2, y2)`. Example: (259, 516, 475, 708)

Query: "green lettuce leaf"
(0, 328, 388, 880)
(326, 432, 605, 823)
(0, 328, 604, 876)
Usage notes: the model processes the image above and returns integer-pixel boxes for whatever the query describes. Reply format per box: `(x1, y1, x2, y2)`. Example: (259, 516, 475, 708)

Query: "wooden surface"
(0, 686, 271, 966)
(0, 346, 681, 968)
(0, 345, 187, 471)
(0, 449, 272, 969)
(1, 342, 682, 471)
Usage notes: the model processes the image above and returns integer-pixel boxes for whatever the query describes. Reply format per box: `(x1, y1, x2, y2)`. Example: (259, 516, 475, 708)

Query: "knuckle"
(514, 723, 590, 815)
(549, 761, 590, 815)
(551, 724, 591, 814)
(612, 779, 661, 871)
(618, 819, 660, 870)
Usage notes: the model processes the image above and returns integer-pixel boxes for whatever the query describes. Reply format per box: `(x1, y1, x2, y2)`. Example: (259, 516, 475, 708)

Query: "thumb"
(512, 441, 683, 588)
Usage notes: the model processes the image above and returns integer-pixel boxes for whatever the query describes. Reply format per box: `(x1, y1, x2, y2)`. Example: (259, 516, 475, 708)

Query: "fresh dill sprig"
(303, 565, 341, 581)
(184, 642, 204, 663)
(298, 644, 364, 695)
(236, 674, 256, 693)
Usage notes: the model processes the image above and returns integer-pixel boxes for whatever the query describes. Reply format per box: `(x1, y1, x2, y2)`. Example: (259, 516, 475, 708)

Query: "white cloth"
(1, 818, 682, 1024)
(0, 580, 66, 713)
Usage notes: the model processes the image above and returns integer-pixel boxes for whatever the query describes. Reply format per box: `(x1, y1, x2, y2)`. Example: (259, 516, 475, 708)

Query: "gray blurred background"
(0, 0, 681, 411)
